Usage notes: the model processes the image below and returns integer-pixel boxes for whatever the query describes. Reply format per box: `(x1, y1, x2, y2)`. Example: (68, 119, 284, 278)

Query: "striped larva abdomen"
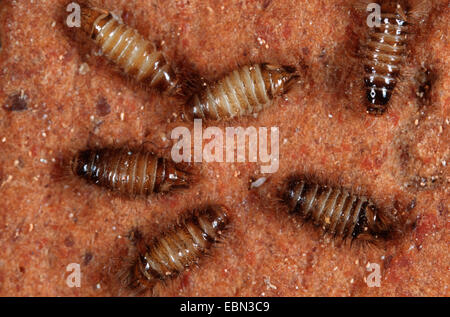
(363, 1, 409, 114)
(71, 148, 192, 196)
(182, 64, 298, 121)
(126, 205, 230, 292)
(79, 4, 179, 95)
(283, 177, 399, 242)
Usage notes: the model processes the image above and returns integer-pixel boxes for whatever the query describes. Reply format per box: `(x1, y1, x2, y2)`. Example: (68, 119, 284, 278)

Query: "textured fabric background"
(0, 0, 448, 296)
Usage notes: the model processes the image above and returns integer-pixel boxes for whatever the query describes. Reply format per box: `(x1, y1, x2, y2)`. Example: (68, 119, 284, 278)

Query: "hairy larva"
(283, 176, 401, 243)
(78, 4, 179, 95)
(181, 63, 299, 121)
(362, 1, 410, 114)
(123, 205, 230, 293)
(70, 148, 192, 196)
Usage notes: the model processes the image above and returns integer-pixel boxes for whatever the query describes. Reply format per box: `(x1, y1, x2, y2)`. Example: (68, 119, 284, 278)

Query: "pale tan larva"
(78, 4, 179, 95)
(362, 0, 410, 114)
(123, 205, 230, 293)
(181, 63, 299, 121)
(70, 148, 193, 197)
(283, 176, 401, 243)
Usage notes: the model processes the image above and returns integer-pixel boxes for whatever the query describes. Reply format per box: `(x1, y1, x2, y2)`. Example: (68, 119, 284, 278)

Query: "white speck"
(69, 213, 74, 218)
(442, 160, 446, 167)
(42, 132, 47, 137)
(112, 226, 116, 231)
(264, 277, 277, 290)
(96, 283, 101, 289)
(1, 137, 6, 142)
(250, 177, 267, 188)
(408, 245, 415, 251)
(117, 235, 122, 239)
(40, 158, 48, 164)
(120, 113, 125, 121)
(350, 278, 354, 284)
(79, 63, 90, 75)
(328, 114, 333, 118)
(51, 21, 56, 28)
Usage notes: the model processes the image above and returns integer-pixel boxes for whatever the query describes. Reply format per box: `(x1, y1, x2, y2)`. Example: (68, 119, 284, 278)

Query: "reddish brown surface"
(0, 0, 448, 296)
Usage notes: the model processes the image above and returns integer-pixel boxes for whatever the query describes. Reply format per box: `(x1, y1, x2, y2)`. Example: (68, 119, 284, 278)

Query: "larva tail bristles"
(175, 72, 206, 98)
(50, 152, 78, 183)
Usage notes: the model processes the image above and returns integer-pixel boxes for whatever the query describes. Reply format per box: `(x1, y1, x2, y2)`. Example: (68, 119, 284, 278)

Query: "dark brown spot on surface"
(262, 0, 272, 9)
(83, 252, 93, 265)
(96, 96, 111, 116)
(64, 235, 75, 247)
(415, 66, 436, 106)
(3, 92, 28, 112)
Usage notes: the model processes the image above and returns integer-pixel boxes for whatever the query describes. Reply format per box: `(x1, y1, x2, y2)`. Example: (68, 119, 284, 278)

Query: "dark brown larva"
(125, 205, 230, 292)
(182, 63, 298, 121)
(283, 176, 399, 242)
(79, 4, 179, 95)
(363, 1, 409, 114)
(71, 148, 192, 196)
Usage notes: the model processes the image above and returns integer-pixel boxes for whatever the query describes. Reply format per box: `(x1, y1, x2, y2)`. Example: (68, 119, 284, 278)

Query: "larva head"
(78, 3, 110, 38)
(282, 177, 304, 212)
(70, 150, 93, 177)
(262, 64, 299, 97)
(379, 1, 410, 16)
(354, 203, 400, 241)
(156, 160, 193, 193)
(203, 205, 230, 233)
(116, 256, 157, 295)
(366, 88, 390, 115)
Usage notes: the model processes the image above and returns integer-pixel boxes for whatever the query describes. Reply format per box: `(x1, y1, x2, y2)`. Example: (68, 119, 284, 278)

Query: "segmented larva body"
(363, 1, 409, 114)
(284, 177, 398, 241)
(182, 64, 298, 121)
(79, 5, 179, 94)
(71, 148, 191, 196)
(129, 205, 229, 291)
